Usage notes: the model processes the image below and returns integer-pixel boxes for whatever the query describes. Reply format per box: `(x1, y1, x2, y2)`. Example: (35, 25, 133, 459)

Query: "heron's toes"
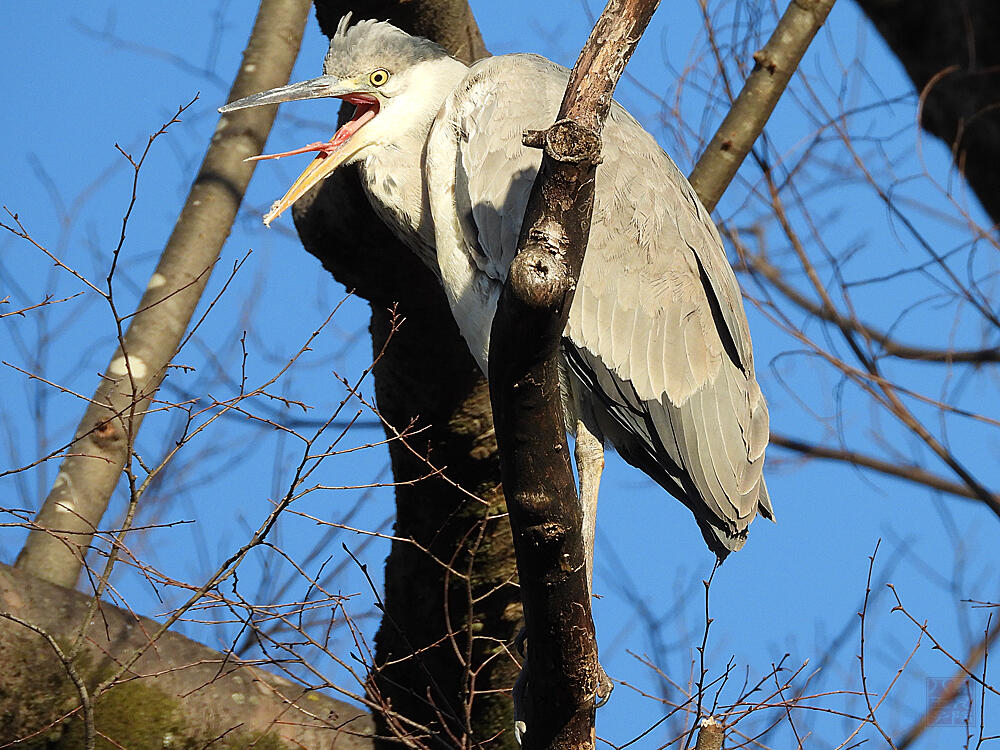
(512, 630, 529, 745)
(514, 720, 527, 745)
(595, 662, 614, 707)
(510, 630, 611, 743)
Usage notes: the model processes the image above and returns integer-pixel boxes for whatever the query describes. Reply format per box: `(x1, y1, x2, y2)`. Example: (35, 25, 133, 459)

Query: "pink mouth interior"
(247, 94, 379, 162)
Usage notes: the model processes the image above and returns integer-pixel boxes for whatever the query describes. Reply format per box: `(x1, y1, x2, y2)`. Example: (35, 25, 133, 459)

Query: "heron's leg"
(575, 418, 604, 593)
(575, 419, 613, 709)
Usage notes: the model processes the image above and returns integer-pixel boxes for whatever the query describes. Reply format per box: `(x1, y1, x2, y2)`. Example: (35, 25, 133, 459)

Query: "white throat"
(357, 56, 469, 267)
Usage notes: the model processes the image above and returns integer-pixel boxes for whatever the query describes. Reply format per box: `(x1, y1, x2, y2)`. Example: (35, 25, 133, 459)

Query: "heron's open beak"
(219, 76, 379, 225)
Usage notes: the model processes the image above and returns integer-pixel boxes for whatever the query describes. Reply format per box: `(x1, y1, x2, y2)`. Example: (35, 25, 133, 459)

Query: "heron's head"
(219, 14, 466, 225)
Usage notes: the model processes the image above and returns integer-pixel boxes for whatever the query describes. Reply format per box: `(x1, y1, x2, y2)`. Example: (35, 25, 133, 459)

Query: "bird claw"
(511, 628, 613, 744)
(513, 626, 528, 657)
(514, 720, 527, 745)
(595, 664, 614, 707)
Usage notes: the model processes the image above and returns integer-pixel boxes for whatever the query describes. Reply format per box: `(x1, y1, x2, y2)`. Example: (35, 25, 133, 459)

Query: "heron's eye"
(369, 69, 390, 87)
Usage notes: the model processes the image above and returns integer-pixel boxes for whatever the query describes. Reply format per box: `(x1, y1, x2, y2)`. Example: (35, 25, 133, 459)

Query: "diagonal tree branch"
(896, 615, 1000, 748)
(738, 250, 1000, 364)
(770, 431, 999, 504)
(488, 2, 661, 748)
(689, 0, 838, 213)
(15, 0, 313, 589)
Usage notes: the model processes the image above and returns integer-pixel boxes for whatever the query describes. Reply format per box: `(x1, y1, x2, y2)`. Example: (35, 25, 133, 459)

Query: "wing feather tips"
(756, 477, 776, 522)
(566, 341, 770, 560)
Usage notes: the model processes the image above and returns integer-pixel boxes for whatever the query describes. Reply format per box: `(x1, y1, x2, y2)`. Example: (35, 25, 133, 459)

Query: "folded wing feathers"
(441, 54, 770, 555)
(572, 341, 770, 554)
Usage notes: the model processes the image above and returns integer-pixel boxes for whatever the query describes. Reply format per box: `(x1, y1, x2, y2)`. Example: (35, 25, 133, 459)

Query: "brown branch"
(15, 0, 314, 588)
(688, 0, 838, 213)
(738, 249, 1000, 364)
(488, 1, 660, 748)
(770, 432, 1000, 505)
(759, 145, 1000, 516)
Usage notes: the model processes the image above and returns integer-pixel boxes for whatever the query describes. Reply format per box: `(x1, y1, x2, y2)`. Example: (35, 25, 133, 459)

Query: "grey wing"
(567, 101, 772, 553)
(427, 54, 771, 555)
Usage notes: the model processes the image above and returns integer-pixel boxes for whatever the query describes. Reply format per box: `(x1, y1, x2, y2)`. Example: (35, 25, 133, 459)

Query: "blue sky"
(2, 1, 997, 746)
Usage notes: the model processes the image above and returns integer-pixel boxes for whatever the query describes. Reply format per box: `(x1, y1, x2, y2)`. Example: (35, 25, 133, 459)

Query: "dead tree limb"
(488, 2, 660, 748)
(771, 431, 1000, 504)
(0, 563, 372, 748)
(16, 0, 313, 588)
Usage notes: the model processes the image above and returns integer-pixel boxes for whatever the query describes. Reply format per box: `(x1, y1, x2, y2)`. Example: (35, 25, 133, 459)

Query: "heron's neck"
(358, 56, 469, 269)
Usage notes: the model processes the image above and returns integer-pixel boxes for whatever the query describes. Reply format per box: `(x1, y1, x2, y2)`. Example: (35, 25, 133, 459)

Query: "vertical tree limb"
(16, 0, 313, 588)
(300, 3, 525, 747)
(487, 2, 660, 748)
(695, 716, 725, 750)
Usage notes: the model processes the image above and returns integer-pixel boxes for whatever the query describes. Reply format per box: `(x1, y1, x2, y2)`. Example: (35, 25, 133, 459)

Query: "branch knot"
(523, 119, 602, 166)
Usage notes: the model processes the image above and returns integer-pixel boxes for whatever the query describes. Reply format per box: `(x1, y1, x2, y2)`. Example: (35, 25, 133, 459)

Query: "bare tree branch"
(15, 0, 314, 588)
(689, 0, 838, 212)
(737, 247, 1000, 364)
(897, 615, 1000, 748)
(489, 2, 661, 747)
(770, 431, 1000, 504)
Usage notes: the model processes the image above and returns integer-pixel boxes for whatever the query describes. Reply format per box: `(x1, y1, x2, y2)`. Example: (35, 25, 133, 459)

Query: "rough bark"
(297, 3, 522, 747)
(488, 2, 660, 748)
(16, 0, 314, 589)
(0, 564, 373, 748)
(854, 0, 1000, 227)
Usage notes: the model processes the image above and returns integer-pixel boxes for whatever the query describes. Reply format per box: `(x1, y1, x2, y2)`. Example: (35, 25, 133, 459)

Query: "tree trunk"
(298, 3, 522, 746)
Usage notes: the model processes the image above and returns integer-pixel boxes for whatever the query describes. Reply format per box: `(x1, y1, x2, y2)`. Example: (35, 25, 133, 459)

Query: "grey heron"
(220, 16, 772, 574)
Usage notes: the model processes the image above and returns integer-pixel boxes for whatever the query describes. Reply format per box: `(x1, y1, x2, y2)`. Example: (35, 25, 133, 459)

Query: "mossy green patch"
(27, 679, 289, 749)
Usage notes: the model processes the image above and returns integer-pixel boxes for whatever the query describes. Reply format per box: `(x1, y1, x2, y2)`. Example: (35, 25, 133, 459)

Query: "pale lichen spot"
(146, 273, 166, 290)
(53, 471, 69, 491)
(109, 355, 147, 379)
(243, 63, 257, 73)
(231, 692, 246, 705)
